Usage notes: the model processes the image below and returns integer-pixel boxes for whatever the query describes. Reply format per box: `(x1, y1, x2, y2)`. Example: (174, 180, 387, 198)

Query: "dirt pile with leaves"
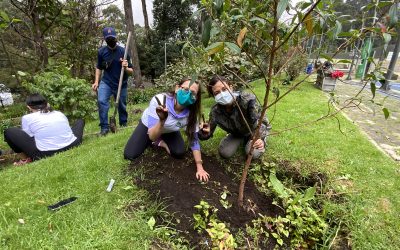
(127, 150, 281, 248)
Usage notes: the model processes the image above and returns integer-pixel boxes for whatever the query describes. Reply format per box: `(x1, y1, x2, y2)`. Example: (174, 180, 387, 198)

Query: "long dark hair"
(26, 93, 52, 113)
(170, 77, 202, 144)
(207, 75, 229, 96)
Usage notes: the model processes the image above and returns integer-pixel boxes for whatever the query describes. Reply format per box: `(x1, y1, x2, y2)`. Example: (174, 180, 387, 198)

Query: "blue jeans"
(97, 81, 128, 130)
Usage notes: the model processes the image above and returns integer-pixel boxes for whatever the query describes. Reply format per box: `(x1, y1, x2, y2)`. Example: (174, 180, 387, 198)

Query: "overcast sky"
(115, 0, 154, 27)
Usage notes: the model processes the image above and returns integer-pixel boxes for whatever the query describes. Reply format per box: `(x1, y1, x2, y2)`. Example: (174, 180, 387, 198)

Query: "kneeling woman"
(124, 78, 209, 182)
(4, 94, 85, 164)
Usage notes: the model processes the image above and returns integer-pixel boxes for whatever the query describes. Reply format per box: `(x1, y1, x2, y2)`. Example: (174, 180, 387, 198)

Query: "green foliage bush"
(155, 52, 259, 90)
(0, 104, 25, 134)
(249, 164, 328, 248)
(127, 87, 166, 105)
(0, 103, 26, 120)
(23, 71, 96, 120)
(273, 48, 308, 82)
(286, 52, 308, 81)
(0, 118, 18, 134)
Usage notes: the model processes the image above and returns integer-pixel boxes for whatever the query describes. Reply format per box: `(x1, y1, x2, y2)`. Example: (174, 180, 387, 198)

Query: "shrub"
(273, 47, 308, 83)
(155, 51, 259, 90)
(0, 118, 18, 134)
(286, 52, 308, 81)
(127, 87, 165, 105)
(0, 103, 26, 120)
(23, 71, 96, 120)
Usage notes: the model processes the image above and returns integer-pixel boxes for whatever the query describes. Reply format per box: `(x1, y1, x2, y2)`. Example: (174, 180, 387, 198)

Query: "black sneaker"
(100, 129, 109, 136)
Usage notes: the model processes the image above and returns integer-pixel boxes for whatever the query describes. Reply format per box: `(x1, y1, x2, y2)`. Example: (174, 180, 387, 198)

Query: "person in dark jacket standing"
(92, 27, 133, 136)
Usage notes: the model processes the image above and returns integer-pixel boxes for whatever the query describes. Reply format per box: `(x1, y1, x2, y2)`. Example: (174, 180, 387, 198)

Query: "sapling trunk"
(237, 0, 324, 207)
(238, 0, 278, 207)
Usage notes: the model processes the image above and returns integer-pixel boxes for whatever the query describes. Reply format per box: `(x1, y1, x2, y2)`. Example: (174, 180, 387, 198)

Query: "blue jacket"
(96, 45, 133, 89)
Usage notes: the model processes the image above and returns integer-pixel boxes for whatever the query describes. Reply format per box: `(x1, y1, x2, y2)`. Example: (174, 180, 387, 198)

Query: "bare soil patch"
(126, 150, 281, 248)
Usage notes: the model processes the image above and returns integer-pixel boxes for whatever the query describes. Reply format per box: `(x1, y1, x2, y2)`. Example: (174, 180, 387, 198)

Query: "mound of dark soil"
(127, 150, 281, 248)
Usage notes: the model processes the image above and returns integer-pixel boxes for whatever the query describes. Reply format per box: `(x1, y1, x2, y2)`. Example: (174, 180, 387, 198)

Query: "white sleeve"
(21, 116, 34, 137)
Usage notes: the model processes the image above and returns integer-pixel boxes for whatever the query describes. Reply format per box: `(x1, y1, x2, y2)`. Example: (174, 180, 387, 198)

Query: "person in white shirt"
(123, 78, 210, 182)
(3, 94, 85, 165)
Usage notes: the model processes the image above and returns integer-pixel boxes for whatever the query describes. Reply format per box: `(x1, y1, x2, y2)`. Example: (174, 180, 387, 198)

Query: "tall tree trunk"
(141, 0, 151, 44)
(123, 0, 143, 87)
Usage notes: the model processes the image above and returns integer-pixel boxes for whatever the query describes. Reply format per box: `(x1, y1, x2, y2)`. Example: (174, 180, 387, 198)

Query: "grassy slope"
(1, 81, 399, 249)
(248, 80, 399, 249)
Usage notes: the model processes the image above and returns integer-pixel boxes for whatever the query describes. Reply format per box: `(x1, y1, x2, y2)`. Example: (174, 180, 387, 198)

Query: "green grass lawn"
(1, 79, 399, 249)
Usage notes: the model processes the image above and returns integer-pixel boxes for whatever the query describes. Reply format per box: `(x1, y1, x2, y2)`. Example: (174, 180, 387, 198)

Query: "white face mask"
(215, 90, 234, 105)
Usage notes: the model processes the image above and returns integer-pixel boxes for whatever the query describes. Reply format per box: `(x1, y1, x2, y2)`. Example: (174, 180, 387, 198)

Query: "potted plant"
(315, 61, 344, 91)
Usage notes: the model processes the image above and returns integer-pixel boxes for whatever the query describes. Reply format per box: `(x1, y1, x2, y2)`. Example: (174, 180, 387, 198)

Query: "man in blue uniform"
(92, 27, 133, 136)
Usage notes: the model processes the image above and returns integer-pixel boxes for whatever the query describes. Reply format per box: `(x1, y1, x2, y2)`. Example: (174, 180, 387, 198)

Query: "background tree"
(1, 0, 110, 85)
(123, 0, 143, 87)
(102, 4, 126, 41)
(140, 0, 151, 44)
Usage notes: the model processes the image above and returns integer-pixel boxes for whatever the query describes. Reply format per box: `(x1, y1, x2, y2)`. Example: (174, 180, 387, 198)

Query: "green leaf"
(122, 185, 134, 190)
(320, 54, 333, 62)
(220, 192, 227, 199)
(334, 20, 342, 39)
(202, 18, 212, 47)
(0, 10, 10, 23)
(383, 33, 391, 45)
(337, 31, 353, 37)
(277, 0, 289, 19)
(269, 172, 288, 198)
(377, 1, 392, 8)
(205, 42, 224, 55)
(388, 4, 398, 26)
(215, 0, 224, 16)
(277, 238, 283, 245)
(337, 59, 352, 64)
(224, 42, 241, 54)
(147, 216, 156, 230)
(303, 187, 316, 201)
(382, 107, 389, 119)
(370, 82, 376, 99)
(272, 87, 280, 98)
(249, 17, 266, 24)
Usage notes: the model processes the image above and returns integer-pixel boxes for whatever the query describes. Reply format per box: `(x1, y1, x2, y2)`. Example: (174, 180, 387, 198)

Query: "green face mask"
(176, 89, 196, 107)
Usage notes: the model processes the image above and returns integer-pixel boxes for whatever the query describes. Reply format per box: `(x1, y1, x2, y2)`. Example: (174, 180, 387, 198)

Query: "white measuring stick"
(106, 179, 115, 192)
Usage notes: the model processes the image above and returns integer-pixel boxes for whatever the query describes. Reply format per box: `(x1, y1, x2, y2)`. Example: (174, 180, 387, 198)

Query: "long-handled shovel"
(110, 31, 132, 133)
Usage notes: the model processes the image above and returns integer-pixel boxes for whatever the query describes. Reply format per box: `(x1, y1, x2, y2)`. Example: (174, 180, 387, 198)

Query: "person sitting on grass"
(123, 78, 210, 182)
(3, 93, 85, 165)
(198, 75, 271, 159)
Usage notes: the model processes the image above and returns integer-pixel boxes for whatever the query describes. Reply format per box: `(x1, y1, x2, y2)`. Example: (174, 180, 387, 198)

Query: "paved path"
(334, 80, 400, 161)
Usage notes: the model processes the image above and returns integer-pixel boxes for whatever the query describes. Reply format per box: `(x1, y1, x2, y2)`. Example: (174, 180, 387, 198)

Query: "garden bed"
(126, 150, 282, 248)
